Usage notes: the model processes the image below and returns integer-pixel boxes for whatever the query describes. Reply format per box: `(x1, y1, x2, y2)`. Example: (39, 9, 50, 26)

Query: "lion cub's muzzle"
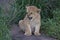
(28, 16, 32, 20)
(27, 15, 32, 20)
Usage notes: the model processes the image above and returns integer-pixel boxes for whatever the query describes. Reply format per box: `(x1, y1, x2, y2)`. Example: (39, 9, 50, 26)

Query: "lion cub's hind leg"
(19, 20, 32, 36)
(24, 24, 32, 36)
(19, 20, 25, 32)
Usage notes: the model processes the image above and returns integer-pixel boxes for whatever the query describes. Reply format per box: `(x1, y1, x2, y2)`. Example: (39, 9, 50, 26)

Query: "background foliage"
(0, 0, 60, 40)
(0, 7, 11, 40)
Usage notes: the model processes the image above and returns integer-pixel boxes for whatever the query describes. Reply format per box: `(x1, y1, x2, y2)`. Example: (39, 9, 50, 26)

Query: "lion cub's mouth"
(27, 16, 32, 20)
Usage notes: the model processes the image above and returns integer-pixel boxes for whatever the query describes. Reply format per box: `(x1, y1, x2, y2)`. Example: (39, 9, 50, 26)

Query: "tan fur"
(19, 6, 41, 36)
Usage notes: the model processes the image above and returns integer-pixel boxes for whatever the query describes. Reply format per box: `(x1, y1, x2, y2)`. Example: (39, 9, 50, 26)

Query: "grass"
(41, 9, 60, 40)
(0, 7, 12, 40)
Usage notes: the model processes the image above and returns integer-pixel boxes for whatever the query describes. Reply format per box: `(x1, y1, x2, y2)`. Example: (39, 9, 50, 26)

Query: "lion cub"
(19, 6, 41, 36)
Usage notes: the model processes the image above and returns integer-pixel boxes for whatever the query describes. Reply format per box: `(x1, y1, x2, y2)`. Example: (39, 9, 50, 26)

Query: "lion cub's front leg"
(24, 24, 32, 36)
(34, 24, 41, 36)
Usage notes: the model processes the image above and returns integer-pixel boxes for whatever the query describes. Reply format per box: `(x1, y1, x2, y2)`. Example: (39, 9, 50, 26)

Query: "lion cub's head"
(26, 6, 41, 13)
(26, 6, 41, 20)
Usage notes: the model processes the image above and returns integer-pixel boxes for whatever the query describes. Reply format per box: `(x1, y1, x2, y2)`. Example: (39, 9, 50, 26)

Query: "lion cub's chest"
(30, 15, 40, 27)
(29, 18, 39, 31)
(30, 18, 39, 27)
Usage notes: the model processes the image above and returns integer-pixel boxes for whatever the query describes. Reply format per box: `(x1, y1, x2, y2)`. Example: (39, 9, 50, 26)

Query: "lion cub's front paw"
(24, 32, 32, 36)
(34, 32, 41, 36)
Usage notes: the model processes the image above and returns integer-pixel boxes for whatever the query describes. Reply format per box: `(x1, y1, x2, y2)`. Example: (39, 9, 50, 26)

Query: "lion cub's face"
(26, 6, 41, 20)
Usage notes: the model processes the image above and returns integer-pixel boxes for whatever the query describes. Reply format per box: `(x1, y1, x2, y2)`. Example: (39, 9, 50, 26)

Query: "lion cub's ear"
(37, 9, 41, 13)
(25, 6, 29, 13)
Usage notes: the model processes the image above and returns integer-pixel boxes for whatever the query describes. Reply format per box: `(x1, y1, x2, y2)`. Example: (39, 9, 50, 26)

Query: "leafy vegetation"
(0, 7, 11, 40)
(41, 9, 60, 40)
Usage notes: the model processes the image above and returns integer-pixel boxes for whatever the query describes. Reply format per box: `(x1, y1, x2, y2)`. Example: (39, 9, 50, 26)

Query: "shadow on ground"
(10, 24, 56, 40)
